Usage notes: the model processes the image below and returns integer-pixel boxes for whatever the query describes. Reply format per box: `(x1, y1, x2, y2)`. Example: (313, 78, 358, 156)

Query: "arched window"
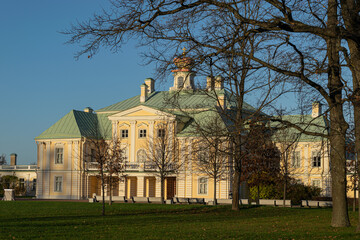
(177, 76, 184, 88)
(137, 149, 147, 162)
(198, 177, 208, 194)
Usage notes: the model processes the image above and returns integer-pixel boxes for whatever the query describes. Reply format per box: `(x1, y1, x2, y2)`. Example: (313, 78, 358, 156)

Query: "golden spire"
(182, 47, 187, 55)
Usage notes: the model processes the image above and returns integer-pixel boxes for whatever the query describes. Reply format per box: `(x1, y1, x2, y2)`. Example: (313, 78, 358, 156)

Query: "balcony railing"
(125, 163, 140, 171)
(0, 165, 37, 170)
(144, 163, 157, 171)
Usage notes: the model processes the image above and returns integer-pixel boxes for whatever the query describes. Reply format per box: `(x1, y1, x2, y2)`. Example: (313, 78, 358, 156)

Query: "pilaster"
(137, 176, 144, 197)
(130, 121, 136, 162)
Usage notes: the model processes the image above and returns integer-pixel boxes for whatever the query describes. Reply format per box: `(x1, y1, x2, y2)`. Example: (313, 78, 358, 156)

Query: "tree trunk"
(327, 0, 350, 227)
(283, 175, 287, 208)
(160, 176, 165, 204)
(353, 177, 356, 212)
(100, 167, 105, 216)
(213, 176, 217, 205)
(256, 184, 260, 205)
(283, 155, 288, 208)
(109, 176, 112, 206)
(232, 170, 240, 210)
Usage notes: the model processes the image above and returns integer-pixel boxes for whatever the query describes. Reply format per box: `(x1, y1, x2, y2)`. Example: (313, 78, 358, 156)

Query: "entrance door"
(166, 177, 176, 199)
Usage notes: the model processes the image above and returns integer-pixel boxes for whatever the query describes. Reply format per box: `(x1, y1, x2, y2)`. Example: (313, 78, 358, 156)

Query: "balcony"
(125, 162, 140, 171)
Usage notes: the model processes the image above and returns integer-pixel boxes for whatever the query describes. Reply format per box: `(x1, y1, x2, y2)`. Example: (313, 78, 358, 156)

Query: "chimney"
(206, 76, 214, 91)
(144, 78, 155, 94)
(140, 84, 148, 103)
(84, 107, 94, 113)
(312, 101, 322, 118)
(10, 153, 17, 166)
(215, 76, 224, 90)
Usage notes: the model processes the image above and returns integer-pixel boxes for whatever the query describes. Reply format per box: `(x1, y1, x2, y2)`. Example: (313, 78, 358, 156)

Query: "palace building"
(35, 53, 334, 200)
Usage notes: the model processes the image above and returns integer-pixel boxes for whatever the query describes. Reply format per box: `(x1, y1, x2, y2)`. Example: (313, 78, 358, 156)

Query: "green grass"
(0, 202, 359, 239)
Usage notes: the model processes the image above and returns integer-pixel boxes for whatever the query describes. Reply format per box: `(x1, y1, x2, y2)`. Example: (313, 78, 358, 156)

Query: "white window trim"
(198, 177, 208, 195)
(54, 176, 63, 192)
(55, 147, 64, 165)
(312, 151, 321, 168)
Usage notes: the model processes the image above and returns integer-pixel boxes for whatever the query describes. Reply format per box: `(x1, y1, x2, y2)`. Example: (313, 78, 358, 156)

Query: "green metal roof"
(96, 91, 257, 113)
(177, 110, 228, 137)
(36, 90, 259, 140)
(35, 110, 112, 140)
(271, 115, 328, 142)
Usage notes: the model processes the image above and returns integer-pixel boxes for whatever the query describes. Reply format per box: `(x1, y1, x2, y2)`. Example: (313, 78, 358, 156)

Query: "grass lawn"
(0, 201, 359, 239)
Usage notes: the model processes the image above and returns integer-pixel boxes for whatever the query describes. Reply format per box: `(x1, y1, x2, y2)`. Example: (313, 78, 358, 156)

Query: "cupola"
(169, 47, 195, 91)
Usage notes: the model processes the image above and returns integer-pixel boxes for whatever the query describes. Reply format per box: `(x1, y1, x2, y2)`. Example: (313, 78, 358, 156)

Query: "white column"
(66, 142, 72, 198)
(119, 178, 126, 197)
(130, 121, 136, 162)
(178, 139, 186, 197)
(44, 141, 51, 197)
(304, 144, 309, 184)
(36, 142, 44, 198)
(185, 138, 193, 198)
(73, 141, 79, 199)
(149, 121, 154, 142)
(155, 177, 161, 197)
(137, 176, 144, 197)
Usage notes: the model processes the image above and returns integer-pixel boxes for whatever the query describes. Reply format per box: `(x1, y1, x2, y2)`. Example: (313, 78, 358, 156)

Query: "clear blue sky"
(0, 0, 170, 164)
(0, 1, 299, 165)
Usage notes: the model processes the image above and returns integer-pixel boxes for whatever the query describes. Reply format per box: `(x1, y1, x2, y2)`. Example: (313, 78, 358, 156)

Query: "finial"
(182, 47, 187, 55)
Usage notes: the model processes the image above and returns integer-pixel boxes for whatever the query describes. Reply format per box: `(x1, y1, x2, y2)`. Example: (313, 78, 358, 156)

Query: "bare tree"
(193, 116, 229, 205)
(104, 137, 126, 206)
(145, 122, 181, 204)
(0, 154, 6, 165)
(272, 123, 300, 207)
(64, 0, 358, 227)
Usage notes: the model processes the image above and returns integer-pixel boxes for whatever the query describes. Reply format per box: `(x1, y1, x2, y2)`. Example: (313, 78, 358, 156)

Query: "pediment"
(108, 105, 175, 121)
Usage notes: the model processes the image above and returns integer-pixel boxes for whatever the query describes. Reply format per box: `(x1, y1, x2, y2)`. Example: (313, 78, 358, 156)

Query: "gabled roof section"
(35, 110, 112, 140)
(271, 115, 328, 142)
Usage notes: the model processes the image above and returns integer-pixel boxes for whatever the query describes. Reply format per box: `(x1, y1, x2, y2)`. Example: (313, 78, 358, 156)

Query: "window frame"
(121, 129, 129, 138)
(54, 176, 63, 192)
(198, 177, 208, 195)
(292, 151, 301, 168)
(139, 129, 147, 138)
(312, 179, 321, 188)
(157, 128, 165, 138)
(312, 151, 321, 168)
(55, 147, 64, 164)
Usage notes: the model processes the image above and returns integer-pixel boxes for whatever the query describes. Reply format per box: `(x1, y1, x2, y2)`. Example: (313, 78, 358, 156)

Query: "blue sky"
(0, 1, 171, 164)
(0, 1, 300, 165)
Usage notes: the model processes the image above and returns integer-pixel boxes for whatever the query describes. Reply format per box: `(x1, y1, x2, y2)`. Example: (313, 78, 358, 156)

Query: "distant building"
(0, 154, 37, 196)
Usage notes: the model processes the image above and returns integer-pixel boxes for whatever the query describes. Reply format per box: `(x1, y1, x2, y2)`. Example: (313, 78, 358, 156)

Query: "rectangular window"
(312, 151, 321, 167)
(55, 148, 63, 164)
(19, 178, 25, 189)
(90, 149, 96, 162)
(198, 178, 208, 194)
(121, 129, 128, 138)
(32, 179, 37, 191)
(139, 129, 147, 138)
(54, 176, 63, 192)
(312, 179, 321, 188)
(157, 129, 165, 138)
(292, 151, 301, 168)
